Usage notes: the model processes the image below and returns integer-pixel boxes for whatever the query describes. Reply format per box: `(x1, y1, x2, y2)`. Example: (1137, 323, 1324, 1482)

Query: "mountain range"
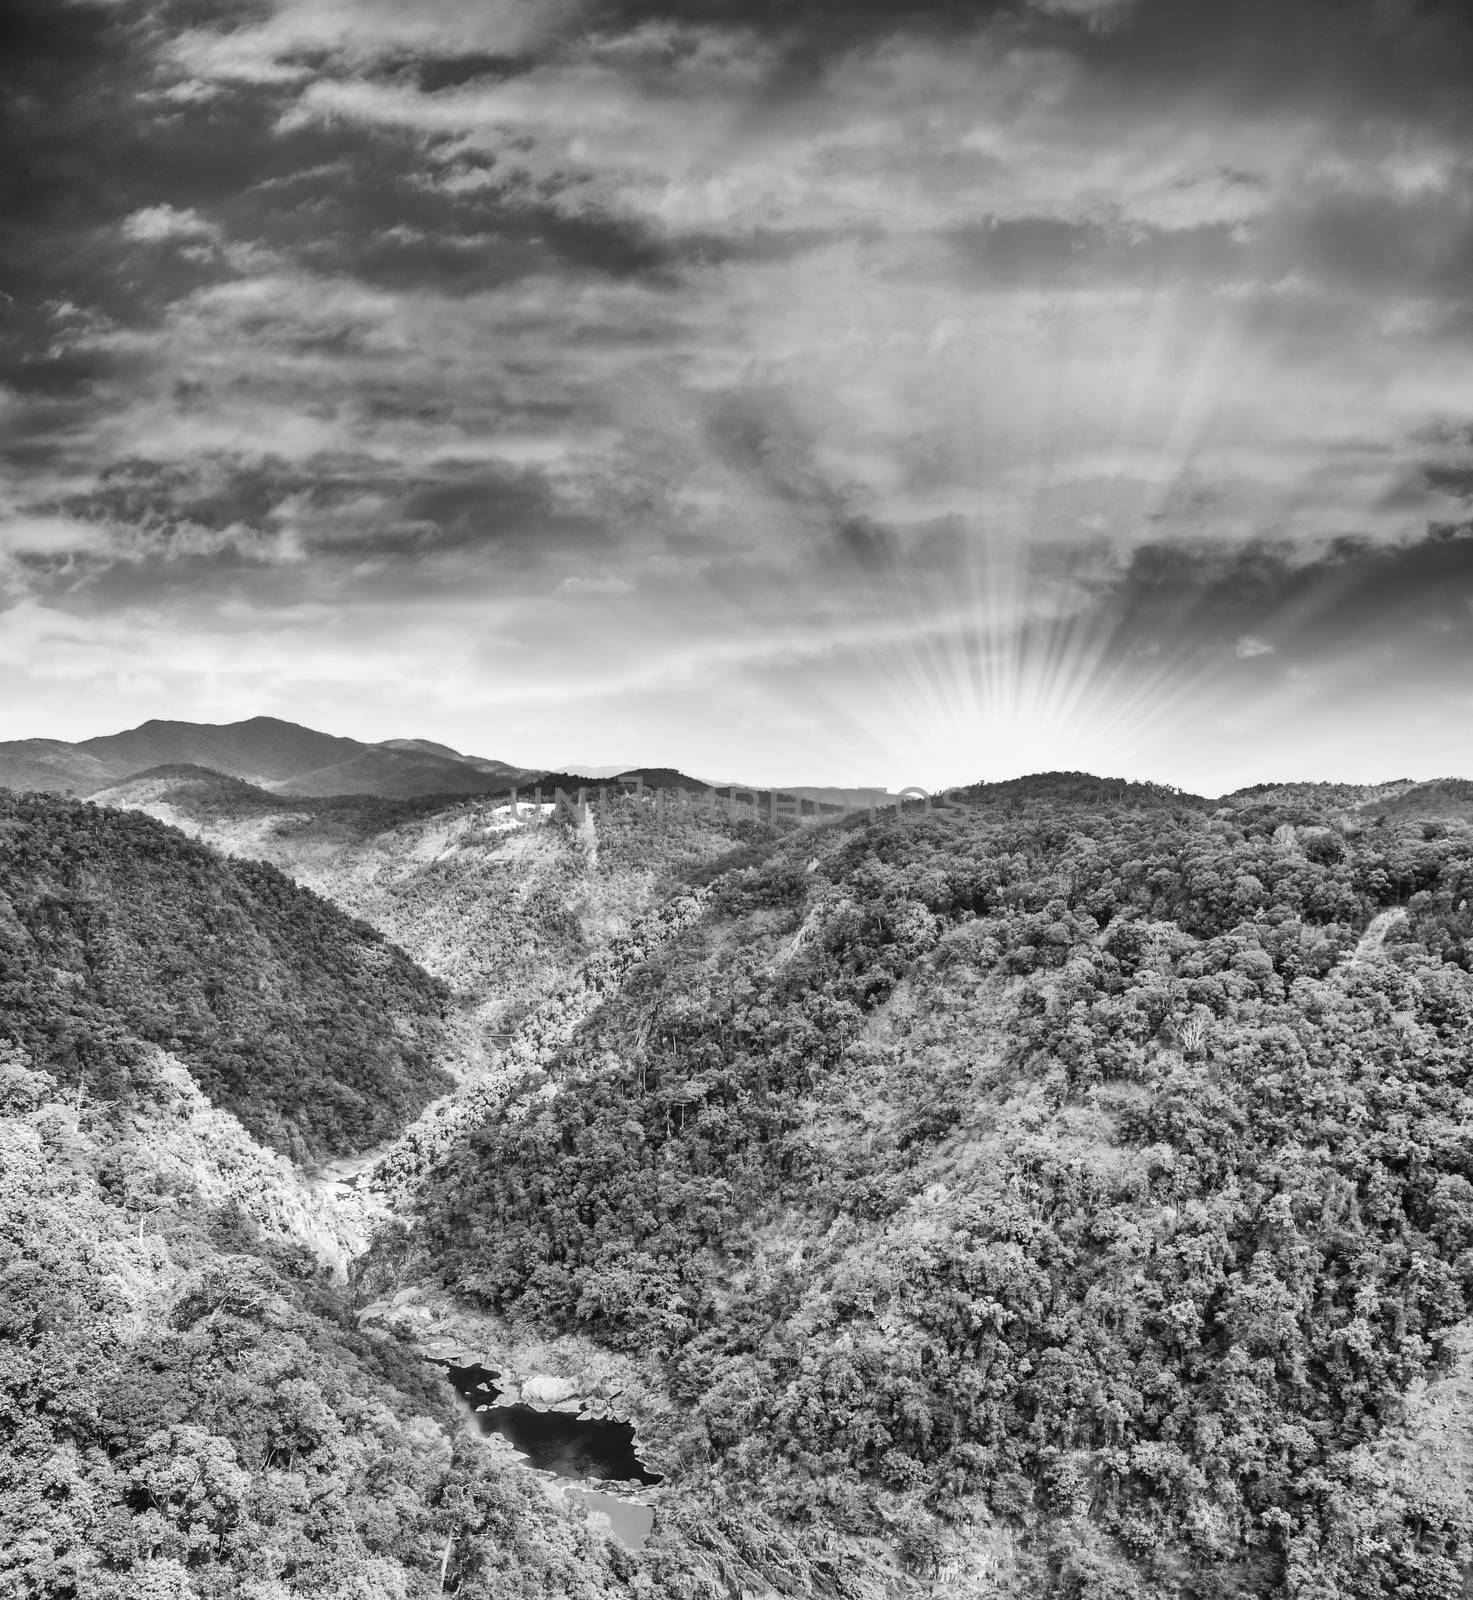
(13, 716, 1470, 818)
(0, 716, 536, 800)
(0, 716, 911, 810)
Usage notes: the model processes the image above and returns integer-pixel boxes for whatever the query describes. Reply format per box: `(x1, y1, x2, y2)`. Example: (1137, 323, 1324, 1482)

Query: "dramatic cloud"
(3, 0, 1472, 789)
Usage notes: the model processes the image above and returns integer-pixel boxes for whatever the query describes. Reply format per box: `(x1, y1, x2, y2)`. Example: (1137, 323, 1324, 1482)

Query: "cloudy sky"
(4, 0, 1473, 791)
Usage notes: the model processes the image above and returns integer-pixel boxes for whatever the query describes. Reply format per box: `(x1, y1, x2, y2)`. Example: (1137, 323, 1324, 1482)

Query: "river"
(438, 1361, 659, 1551)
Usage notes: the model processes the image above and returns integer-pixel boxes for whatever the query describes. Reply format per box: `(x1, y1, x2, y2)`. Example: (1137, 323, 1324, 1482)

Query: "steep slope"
(1363, 778, 1473, 822)
(406, 792, 1473, 1597)
(0, 789, 859, 1600)
(0, 790, 453, 1163)
(97, 779, 775, 1039)
(0, 1045, 678, 1600)
(15, 770, 1473, 1600)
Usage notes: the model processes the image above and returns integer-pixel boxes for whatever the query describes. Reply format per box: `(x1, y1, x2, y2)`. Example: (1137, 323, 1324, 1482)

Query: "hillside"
(380, 736, 510, 769)
(0, 790, 453, 1163)
(1363, 779, 1473, 823)
(276, 746, 531, 800)
(91, 766, 477, 833)
(0, 781, 852, 1600)
(948, 769, 1207, 809)
(0, 1041, 678, 1600)
(93, 771, 781, 1041)
(1220, 779, 1419, 809)
(91, 763, 287, 812)
(401, 787, 1473, 1596)
(12, 770, 1473, 1598)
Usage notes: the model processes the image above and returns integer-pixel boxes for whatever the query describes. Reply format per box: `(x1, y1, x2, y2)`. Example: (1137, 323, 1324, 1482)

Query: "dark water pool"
(440, 1363, 662, 1487)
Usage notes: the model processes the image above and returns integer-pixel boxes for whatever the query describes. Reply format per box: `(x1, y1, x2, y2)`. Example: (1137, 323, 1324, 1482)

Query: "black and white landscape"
(6, 1, 1473, 1597)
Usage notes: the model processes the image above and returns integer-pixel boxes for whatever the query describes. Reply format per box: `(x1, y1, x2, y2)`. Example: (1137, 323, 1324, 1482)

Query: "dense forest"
(0, 784, 848, 1600)
(100, 765, 773, 1038)
(411, 787, 1473, 1596)
(0, 792, 452, 1163)
(9, 775, 1473, 1597)
(0, 788, 695, 1600)
(0, 1044, 660, 1600)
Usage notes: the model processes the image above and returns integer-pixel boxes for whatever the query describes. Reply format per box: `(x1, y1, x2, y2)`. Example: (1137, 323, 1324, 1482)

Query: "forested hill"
(948, 769, 1205, 808)
(407, 791, 1473, 1596)
(0, 790, 452, 1162)
(92, 769, 782, 1042)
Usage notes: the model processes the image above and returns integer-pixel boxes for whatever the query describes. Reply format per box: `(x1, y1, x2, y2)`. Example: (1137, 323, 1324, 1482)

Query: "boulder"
(521, 1373, 579, 1406)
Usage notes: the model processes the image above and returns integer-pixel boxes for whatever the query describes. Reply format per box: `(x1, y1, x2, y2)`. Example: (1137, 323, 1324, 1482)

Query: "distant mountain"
(554, 761, 646, 780)
(0, 716, 533, 800)
(377, 736, 518, 774)
(378, 736, 467, 759)
(11, 720, 1470, 815)
(0, 737, 117, 795)
(74, 715, 364, 784)
(280, 746, 529, 800)
(777, 783, 894, 807)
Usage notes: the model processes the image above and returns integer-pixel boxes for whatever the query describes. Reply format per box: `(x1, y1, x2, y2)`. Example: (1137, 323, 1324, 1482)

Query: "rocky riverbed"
(355, 1282, 671, 1550)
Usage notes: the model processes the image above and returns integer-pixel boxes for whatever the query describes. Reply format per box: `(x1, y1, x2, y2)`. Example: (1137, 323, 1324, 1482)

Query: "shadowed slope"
(0, 791, 453, 1163)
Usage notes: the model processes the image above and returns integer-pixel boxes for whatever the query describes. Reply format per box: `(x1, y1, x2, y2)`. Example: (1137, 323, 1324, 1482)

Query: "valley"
(6, 761, 1473, 1598)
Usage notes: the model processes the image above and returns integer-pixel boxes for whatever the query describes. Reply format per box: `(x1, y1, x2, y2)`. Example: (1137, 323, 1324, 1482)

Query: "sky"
(3, 0, 1473, 794)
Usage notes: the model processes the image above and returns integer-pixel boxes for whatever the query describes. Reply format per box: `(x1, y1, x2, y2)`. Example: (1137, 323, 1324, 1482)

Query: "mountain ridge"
(0, 715, 537, 801)
(4, 716, 1470, 809)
